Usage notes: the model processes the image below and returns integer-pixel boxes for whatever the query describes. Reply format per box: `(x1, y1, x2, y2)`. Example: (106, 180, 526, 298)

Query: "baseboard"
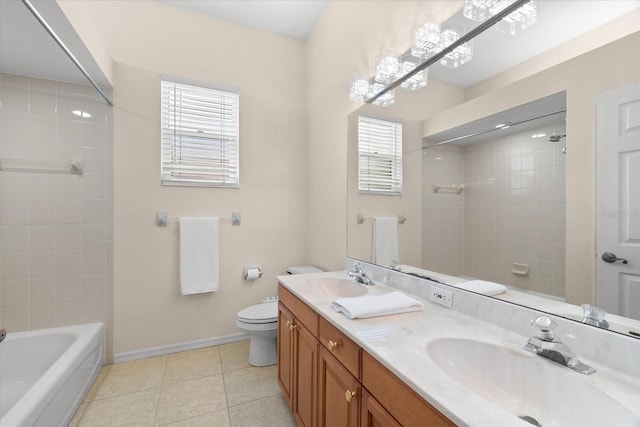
(113, 332, 248, 363)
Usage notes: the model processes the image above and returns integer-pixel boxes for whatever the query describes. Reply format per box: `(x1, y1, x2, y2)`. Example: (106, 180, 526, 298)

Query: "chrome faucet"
(348, 263, 373, 285)
(581, 304, 609, 329)
(0, 328, 6, 343)
(524, 316, 595, 375)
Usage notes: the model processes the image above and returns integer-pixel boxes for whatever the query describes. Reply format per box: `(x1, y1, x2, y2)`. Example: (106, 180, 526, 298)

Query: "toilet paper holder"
(244, 265, 263, 280)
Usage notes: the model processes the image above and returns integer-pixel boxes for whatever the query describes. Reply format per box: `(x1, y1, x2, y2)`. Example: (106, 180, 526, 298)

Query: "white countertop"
(278, 271, 640, 427)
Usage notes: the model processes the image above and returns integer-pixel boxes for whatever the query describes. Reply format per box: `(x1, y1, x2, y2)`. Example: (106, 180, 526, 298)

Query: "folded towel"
(454, 280, 507, 296)
(372, 217, 399, 267)
(180, 217, 220, 295)
(332, 291, 423, 319)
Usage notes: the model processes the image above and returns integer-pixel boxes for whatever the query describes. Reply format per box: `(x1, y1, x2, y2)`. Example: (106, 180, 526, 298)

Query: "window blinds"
(161, 80, 239, 187)
(358, 115, 403, 195)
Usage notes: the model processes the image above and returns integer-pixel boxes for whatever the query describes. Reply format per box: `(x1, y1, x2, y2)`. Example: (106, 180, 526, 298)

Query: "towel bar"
(156, 212, 241, 227)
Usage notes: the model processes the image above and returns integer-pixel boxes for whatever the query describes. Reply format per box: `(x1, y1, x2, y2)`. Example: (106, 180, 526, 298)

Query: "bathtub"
(0, 323, 105, 427)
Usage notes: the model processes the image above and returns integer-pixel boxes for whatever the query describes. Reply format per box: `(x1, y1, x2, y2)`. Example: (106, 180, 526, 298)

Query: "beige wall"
(59, 1, 307, 355)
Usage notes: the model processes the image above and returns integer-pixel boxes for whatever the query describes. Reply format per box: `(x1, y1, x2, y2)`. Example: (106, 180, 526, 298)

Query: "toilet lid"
(237, 301, 278, 324)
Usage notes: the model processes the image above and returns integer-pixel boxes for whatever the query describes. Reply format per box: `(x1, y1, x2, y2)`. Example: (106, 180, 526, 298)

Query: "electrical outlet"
(429, 285, 453, 308)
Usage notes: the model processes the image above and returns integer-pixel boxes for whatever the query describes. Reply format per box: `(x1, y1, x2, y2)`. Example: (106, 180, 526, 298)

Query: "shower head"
(548, 134, 566, 142)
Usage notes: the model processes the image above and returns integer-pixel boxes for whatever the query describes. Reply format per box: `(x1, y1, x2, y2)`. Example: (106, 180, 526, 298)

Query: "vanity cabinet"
(278, 284, 454, 427)
(278, 288, 319, 427)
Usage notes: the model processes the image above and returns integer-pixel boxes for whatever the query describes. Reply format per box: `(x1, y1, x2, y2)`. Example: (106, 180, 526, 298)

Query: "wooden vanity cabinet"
(278, 287, 319, 427)
(317, 346, 360, 427)
(361, 390, 401, 427)
(278, 284, 454, 427)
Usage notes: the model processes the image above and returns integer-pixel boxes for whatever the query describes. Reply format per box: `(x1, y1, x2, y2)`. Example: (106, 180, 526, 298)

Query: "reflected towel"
(180, 217, 219, 295)
(454, 280, 507, 296)
(372, 217, 399, 267)
(331, 291, 423, 319)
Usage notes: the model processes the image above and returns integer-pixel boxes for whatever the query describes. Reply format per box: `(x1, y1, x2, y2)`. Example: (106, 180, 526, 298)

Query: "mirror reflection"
(347, 2, 640, 339)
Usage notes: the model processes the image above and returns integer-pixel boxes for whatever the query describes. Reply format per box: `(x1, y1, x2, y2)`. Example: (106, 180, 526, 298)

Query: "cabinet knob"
(345, 389, 357, 403)
(288, 321, 297, 331)
(328, 340, 339, 351)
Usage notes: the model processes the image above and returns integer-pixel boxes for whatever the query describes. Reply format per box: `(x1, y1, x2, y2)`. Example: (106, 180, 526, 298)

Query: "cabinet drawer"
(362, 352, 455, 427)
(318, 317, 361, 379)
(279, 284, 318, 336)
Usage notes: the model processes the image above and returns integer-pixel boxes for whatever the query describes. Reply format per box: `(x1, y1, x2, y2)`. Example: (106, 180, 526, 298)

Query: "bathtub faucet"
(0, 328, 6, 343)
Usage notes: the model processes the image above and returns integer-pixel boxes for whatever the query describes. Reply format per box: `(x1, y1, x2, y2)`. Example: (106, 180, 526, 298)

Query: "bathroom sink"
(307, 278, 368, 297)
(427, 338, 639, 427)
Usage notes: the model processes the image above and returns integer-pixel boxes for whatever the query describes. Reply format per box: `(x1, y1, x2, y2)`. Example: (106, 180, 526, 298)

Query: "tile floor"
(70, 340, 297, 427)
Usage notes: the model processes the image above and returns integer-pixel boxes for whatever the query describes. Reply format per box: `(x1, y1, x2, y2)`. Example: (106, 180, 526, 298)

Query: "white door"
(596, 82, 640, 320)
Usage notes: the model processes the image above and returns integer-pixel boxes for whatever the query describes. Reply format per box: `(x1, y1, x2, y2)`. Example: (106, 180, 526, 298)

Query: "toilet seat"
(237, 301, 278, 324)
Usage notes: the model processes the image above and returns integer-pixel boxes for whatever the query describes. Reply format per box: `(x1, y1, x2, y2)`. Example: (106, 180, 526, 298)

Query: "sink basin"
(307, 278, 368, 297)
(427, 338, 639, 426)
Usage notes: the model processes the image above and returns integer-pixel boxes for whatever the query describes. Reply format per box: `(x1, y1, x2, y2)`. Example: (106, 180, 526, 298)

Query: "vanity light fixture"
(371, 83, 396, 107)
(356, 0, 531, 106)
(463, 0, 537, 35)
(375, 50, 401, 84)
(400, 55, 428, 90)
(350, 74, 371, 102)
(438, 24, 473, 68)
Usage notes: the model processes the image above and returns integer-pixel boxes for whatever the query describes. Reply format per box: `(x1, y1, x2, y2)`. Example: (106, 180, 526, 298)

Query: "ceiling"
(1, 1, 638, 90)
(156, 0, 328, 41)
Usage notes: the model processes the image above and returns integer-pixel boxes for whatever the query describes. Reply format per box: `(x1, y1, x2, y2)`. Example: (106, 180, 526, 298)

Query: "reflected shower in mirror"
(347, 1, 640, 339)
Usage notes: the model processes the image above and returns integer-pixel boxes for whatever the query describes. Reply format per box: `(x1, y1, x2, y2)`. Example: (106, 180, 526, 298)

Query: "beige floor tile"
(224, 365, 280, 407)
(157, 408, 231, 427)
(154, 374, 227, 425)
(228, 393, 296, 427)
(83, 364, 112, 403)
(78, 389, 160, 427)
(95, 356, 167, 400)
(69, 402, 89, 427)
(219, 340, 251, 373)
(163, 346, 222, 385)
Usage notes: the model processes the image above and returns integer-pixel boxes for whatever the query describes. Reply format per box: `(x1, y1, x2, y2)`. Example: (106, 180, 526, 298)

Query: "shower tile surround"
(0, 73, 114, 361)
(423, 123, 566, 298)
(346, 259, 640, 379)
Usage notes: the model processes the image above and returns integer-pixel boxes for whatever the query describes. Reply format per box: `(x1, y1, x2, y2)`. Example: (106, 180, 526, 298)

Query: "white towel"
(331, 291, 423, 319)
(454, 280, 507, 296)
(179, 217, 219, 295)
(372, 217, 399, 267)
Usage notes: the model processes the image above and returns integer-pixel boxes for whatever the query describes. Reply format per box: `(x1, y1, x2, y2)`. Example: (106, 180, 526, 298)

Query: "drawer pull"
(345, 389, 357, 403)
(328, 340, 339, 351)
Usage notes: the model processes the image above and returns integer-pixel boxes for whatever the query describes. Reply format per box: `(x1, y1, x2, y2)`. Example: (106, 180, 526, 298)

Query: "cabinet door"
(361, 390, 401, 427)
(293, 323, 317, 427)
(317, 347, 360, 427)
(278, 303, 295, 408)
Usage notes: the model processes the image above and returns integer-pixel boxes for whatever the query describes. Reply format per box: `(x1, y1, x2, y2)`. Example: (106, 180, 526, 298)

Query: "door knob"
(602, 252, 628, 264)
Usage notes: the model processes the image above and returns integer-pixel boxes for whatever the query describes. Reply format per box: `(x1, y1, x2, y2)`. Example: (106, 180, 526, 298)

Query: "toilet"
(236, 265, 323, 366)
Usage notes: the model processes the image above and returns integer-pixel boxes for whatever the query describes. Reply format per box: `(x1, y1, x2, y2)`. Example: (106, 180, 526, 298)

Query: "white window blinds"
(161, 79, 239, 187)
(358, 115, 403, 195)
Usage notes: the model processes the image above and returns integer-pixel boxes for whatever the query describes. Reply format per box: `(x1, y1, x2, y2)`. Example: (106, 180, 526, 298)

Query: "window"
(161, 79, 239, 187)
(358, 115, 402, 195)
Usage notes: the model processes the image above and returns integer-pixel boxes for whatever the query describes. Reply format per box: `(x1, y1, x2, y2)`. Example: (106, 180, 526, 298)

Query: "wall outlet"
(429, 285, 453, 308)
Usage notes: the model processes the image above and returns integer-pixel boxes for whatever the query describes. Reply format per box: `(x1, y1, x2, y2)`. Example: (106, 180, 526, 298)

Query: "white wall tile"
(30, 278, 56, 305)
(0, 197, 28, 224)
(28, 173, 56, 197)
(57, 250, 82, 277)
(0, 252, 28, 280)
(56, 302, 81, 326)
(82, 275, 105, 301)
(0, 172, 28, 197)
(2, 86, 29, 114)
(0, 225, 28, 252)
(30, 304, 56, 330)
(57, 276, 82, 302)
(57, 224, 82, 250)
(1, 280, 28, 308)
(82, 224, 105, 250)
(28, 197, 55, 225)
(29, 90, 57, 117)
(83, 198, 105, 224)
(82, 173, 105, 198)
(0, 307, 29, 331)
(29, 251, 56, 279)
(82, 299, 106, 323)
(57, 198, 82, 224)
(29, 225, 56, 251)
(83, 249, 105, 275)
(56, 175, 82, 198)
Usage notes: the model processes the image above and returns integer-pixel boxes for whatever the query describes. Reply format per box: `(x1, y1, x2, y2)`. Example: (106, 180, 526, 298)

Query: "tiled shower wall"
(423, 124, 566, 298)
(0, 73, 113, 361)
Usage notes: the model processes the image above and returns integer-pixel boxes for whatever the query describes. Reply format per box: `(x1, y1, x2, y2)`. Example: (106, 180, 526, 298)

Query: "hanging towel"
(179, 217, 220, 295)
(372, 217, 399, 268)
(331, 291, 423, 319)
(453, 280, 507, 296)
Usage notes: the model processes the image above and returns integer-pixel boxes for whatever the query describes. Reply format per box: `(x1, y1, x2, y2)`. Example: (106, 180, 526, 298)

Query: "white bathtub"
(0, 323, 105, 427)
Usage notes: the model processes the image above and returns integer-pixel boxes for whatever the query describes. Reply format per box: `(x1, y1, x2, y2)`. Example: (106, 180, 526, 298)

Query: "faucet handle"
(531, 316, 558, 341)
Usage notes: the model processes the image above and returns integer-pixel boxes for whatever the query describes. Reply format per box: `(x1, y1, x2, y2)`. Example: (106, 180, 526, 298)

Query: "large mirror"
(347, 1, 640, 338)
